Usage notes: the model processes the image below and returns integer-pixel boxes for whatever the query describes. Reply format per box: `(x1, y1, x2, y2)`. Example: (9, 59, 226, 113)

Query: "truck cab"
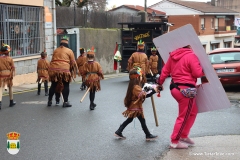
(118, 22, 168, 74)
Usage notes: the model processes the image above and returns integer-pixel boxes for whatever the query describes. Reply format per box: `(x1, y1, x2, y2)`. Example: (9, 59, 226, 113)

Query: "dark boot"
(44, 81, 48, 96)
(142, 126, 158, 141)
(80, 82, 85, 90)
(63, 101, 72, 108)
(83, 82, 86, 90)
(0, 101, 1, 110)
(9, 100, 16, 107)
(91, 101, 96, 108)
(115, 124, 126, 139)
(90, 103, 94, 110)
(146, 134, 158, 141)
(47, 101, 52, 107)
(37, 83, 41, 95)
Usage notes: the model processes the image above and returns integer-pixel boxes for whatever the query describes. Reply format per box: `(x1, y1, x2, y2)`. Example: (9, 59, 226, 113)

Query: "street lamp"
(74, 2, 76, 26)
(144, 0, 147, 12)
(152, 11, 156, 22)
(164, 22, 174, 33)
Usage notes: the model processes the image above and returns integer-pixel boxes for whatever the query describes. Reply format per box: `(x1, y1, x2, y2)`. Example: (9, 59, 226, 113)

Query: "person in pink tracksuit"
(158, 45, 204, 149)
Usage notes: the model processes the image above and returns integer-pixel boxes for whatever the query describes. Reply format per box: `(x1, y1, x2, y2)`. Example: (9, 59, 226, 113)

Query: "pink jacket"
(158, 48, 203, 86)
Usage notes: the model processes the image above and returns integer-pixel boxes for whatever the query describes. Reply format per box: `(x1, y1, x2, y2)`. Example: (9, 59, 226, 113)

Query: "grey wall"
(79, 28, 121, 74)
(14, 58, 39, 75)
(14, 28, 122, 76)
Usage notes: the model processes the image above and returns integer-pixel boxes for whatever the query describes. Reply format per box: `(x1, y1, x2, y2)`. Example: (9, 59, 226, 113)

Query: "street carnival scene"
(0, 0, 240, 159)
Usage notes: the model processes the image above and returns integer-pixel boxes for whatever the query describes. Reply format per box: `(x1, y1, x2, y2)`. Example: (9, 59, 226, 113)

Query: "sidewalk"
(161, 135, 240, 160)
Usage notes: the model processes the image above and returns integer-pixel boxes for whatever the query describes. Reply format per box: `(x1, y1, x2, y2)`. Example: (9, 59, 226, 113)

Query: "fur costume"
(0, 44, 15, 87)
(82, 47, 104, 91)
(48, 37, 78, 93)
(122, 85, 146, 118)
(76, 48, 87, 76)
(127, 40, 148, 83)
(37, 56, 50, 82)
(149, 47, 159, 74)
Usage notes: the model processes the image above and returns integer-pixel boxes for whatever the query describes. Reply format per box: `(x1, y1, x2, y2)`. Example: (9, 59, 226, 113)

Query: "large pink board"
(153, 24, 231, 113)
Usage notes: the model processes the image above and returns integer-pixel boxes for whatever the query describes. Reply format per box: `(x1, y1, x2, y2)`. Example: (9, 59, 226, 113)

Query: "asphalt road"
(0, 76, 240, 160)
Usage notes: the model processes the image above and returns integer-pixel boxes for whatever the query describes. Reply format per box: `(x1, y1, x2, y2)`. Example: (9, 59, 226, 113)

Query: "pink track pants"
(170, 87, 198, 144)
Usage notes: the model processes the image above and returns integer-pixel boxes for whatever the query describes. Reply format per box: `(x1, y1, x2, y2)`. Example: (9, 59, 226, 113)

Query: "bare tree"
(87, 0, 107, 11)
(55, 0, 107, 11)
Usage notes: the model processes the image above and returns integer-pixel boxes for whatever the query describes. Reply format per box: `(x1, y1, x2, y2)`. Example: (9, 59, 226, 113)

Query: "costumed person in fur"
(127, 40, 148, 84)
(158, 45, 204, 149)
(149, 47, 159, 81)
(47, 35, 78, 107)
(76, 48, 87, 91)
(114, 67, 158, 140)
(37, 50, 50, 96)
(82, 47, 104, 110)
(0, 43, 16, 110)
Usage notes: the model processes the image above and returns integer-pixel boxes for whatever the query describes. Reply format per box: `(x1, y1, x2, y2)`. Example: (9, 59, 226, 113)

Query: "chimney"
(138, 11, 147, 22)
(211, 0, 217, 6)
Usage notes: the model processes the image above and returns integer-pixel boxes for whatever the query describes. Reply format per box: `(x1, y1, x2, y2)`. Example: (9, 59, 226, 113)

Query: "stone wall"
(14, 58, 38, 75)
(12, 28, 121, 86)
(79, 28, 121, 74)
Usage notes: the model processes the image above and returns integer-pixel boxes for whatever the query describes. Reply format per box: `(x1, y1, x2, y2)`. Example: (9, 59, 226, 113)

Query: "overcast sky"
(107, 0, 211, 8)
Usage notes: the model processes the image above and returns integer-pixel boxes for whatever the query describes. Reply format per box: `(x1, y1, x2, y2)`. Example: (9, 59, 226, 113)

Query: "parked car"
(201, 48, 240, 86)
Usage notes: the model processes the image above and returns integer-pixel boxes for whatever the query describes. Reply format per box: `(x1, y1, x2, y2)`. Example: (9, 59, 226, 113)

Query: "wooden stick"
(39, 78, 42, 84)
(151, 96, 159, 127)
(80, 87, 91, 103)
(149, 69, 153, 77)
(60, 93, 64, 103)
(4, 84, 8, 91)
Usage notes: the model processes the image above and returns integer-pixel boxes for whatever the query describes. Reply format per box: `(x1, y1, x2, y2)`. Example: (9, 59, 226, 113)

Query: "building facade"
(150, 0, 239, 53)
(0, 0, 55, 86)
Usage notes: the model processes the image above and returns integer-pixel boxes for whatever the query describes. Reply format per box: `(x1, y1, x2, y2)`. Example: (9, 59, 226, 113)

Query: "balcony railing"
(214, 25, 237, 32)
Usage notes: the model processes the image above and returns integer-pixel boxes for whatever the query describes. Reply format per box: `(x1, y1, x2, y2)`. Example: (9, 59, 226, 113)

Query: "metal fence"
(214, 25, 237, 32)
(0, 4, 44, 57)
(56, 7, 141, 28)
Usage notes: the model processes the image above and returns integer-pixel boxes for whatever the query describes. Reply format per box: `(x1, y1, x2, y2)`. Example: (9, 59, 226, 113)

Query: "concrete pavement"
(3, 73, 240, 160)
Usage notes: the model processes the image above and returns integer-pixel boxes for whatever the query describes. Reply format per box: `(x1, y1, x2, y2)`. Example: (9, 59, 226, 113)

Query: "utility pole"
(144, 0, 147, 12)
(74, 1, 76, 26)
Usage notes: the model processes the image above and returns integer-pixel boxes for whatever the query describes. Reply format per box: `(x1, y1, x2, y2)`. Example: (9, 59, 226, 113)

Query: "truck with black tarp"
(118, 22, 168, 75)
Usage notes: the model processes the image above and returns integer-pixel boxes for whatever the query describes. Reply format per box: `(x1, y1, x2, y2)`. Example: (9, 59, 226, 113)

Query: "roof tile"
(109, 5, 166, 15)
(167, 0, 238, 13)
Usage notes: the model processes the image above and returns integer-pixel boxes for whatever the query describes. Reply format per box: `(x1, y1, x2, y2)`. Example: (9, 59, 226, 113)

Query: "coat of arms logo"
(7, 132, 20, 155)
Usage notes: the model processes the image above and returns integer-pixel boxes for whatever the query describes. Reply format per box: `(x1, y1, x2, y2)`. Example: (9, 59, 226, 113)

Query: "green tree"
(55, 0, 62, 6)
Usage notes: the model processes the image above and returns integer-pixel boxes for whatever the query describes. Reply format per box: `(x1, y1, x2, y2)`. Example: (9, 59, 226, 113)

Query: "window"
(209, 52, 240, 64)
(0, 4, 43, 57)
(210, 43, 219, 50)
(224, 42, 232, 48)
(215, 18, 219, 31)
(201, 18, 205, 30)
(211, 18, 214, 29)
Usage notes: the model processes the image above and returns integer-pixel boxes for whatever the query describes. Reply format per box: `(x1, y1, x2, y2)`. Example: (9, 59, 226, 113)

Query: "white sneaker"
(180, 137, 195, 146)
(170, 142, 188, 149)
